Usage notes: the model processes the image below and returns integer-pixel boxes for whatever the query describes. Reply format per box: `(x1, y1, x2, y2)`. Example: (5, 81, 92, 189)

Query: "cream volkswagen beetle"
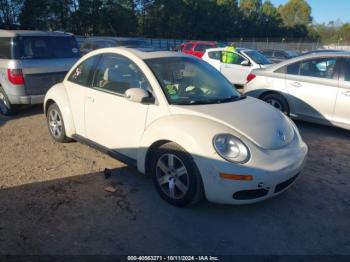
(44, 48, 308, 206)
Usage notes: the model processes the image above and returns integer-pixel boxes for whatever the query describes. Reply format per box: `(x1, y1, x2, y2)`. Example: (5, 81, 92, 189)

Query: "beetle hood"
(169, 96, 294, 150)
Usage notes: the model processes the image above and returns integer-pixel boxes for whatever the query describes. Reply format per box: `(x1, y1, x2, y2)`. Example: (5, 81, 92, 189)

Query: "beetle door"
(84, 53, 151, 160)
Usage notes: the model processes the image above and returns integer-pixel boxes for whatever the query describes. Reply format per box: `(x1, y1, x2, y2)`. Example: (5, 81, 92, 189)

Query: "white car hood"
(169, 97, 294, 150)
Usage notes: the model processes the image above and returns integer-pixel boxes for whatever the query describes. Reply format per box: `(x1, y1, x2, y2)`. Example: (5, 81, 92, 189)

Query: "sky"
(269, 0, 350, 24)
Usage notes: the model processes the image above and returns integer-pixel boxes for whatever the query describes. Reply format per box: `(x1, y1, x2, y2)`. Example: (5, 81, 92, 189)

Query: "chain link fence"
(147, 37, 350, 52)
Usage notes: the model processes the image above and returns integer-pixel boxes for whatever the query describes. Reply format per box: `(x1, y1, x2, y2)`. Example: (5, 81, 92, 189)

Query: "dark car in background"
(260, 49, 299, 63)
(80, 37, 152, 55)
(0, 30, 80, 115)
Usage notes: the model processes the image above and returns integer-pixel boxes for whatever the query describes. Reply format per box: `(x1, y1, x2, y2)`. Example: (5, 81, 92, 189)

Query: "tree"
(278, 0, 312, 27)
(260, 0, 282, 37)
(239, 0, 262, 17)
(0, 0, 22, 25)
(338, 23, 350, 43)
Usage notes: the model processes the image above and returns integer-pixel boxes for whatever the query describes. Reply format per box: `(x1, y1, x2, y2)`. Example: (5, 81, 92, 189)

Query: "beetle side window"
(93, 53, 151, 96)
(68, 56, 98, 86)
(345, 59, 350, 82)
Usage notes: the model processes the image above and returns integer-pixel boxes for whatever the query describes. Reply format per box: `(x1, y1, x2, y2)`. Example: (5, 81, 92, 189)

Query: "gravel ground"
(0, 105, 349, 255)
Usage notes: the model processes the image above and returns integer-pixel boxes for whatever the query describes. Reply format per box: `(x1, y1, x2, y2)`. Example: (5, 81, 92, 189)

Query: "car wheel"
(0, 87, 17, 116)
(261, 93, 289, 115)
(151, 142, 203, 207)
(47, 103, 70, 143)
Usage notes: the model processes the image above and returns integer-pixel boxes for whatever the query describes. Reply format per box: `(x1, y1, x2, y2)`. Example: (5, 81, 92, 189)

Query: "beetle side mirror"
(241, 60, 250, 66)
(125, 88, 154, 104)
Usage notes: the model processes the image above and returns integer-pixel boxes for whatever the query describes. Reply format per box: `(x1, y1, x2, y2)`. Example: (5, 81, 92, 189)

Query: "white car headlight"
(213, 134, 250, 163)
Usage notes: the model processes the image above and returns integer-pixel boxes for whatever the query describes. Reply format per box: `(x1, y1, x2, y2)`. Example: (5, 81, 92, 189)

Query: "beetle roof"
(116, 47, 189, 60)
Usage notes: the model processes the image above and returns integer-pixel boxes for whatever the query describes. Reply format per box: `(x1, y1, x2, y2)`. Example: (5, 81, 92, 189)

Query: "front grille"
(233, 188, 269, 200)
(274, 174, 299, 193)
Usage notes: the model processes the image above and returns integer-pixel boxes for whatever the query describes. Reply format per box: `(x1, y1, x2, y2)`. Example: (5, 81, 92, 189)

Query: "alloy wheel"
(0, 92, 9, 114)
(156, 153, 189, 200)
(48, 108, 63, 138)
(265, 98, 283, 111)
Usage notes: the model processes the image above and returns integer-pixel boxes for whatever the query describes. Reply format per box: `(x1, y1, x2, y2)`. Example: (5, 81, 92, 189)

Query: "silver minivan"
(0, 30, 80, 115)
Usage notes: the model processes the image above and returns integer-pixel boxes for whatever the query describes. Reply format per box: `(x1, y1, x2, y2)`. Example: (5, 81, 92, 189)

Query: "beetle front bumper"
(193, 141, 308, 205)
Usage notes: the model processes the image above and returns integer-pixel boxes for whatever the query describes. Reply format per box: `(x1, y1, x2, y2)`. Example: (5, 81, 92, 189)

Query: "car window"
(244, 50, 272, 65)
(93, 53, 151, 96)
(274, 51, 286, 59)
(183, 44, 193, 51)
(208, 51, 221, 60)
(221, 52, 245, 65)
(68, 56, 99, 86)
(345, 59, 350, 82)
(0, 38, 12, 59)
(15, 36, 79, 59)
(299, 58, 337, 79)
(146, 57, 241, 105)
(82, 42, 92, 50)
(286, 62, 300, 75)
(261, 50, 273, 57)
(194, 44, 212, 52)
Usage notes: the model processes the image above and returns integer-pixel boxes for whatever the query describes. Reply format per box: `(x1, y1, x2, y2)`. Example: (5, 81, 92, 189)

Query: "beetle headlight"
(213, 134, 250, 163)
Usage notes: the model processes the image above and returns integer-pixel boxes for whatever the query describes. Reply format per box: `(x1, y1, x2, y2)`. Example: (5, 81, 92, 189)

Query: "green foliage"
(278, 0, 312, 27)
(2, 0, 347, 43)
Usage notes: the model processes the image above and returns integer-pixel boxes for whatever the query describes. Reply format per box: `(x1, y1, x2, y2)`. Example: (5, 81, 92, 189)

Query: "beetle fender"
(138, 114, 237, 174)
(44, 83, 76, 137)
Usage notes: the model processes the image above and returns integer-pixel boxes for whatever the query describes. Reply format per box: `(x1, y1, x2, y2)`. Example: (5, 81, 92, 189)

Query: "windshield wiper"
(171, 95, 246, 105)
(207, 95, 245, 104)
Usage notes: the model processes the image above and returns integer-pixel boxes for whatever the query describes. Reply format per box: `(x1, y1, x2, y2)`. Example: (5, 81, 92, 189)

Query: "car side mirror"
(125, 88, 154, 104)
(241, 60, 250, 66)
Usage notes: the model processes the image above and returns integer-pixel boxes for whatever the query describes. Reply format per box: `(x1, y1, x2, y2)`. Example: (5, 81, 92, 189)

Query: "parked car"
(181, 41, 217, 58)
(44, 48, 307, 206)
(202, 47, 273, 87)
(260, 49, 299, 63)
(300, 49, 343, 56)
(80, 37, 152, 55)
(0, 30, 80, 115)
(244, 52, 350, 130)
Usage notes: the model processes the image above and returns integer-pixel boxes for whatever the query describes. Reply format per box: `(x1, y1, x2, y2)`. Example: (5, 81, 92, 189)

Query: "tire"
(46, 103, 70, 143)
(0, 86, 18, 116)
(261, 93, 290, 115)
(151, 142, 203, 207)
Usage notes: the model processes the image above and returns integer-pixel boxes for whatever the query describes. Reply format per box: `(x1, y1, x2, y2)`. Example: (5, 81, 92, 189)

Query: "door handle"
(291, 82, 302, 87)
(87, 96, 95, 102)
(342, 91, 350, 97)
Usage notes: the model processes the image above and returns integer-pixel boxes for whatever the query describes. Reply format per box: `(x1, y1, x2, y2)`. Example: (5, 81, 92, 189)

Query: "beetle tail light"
(7, 69, 25, 85)
(246, 73, 256, 83)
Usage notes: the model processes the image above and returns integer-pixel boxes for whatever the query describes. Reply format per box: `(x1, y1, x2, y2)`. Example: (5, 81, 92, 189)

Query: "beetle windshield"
(146, 57, 242, 105)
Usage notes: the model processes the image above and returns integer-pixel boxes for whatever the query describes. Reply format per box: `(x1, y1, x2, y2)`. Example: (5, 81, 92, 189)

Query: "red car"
(181, 41, 217, 58)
